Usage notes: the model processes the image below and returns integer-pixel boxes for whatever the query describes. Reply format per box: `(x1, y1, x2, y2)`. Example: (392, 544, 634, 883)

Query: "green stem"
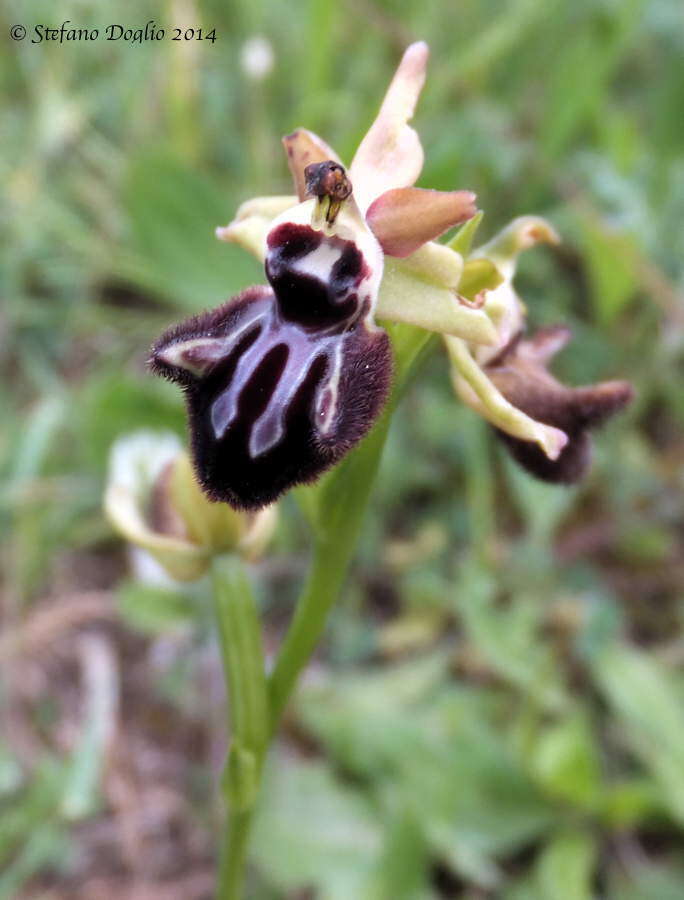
(268, 414, 390, 728)
(211, 555, 269, 900)
(268, 323, 435, 730)
(210, 325, 435, 896)
(217, 808, 255, 900)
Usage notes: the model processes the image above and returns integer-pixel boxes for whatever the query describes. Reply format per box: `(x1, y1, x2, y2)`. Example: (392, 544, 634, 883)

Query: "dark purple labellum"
(495, 428, 593, 484)
(150, 225, 392, 510)
(486, 327, 634, 484)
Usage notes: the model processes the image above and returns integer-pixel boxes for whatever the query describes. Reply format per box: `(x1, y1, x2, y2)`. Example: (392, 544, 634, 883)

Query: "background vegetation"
(2, 0, 683, 896)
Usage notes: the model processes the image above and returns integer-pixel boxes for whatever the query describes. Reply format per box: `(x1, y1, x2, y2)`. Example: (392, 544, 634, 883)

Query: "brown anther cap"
(304, 161, 353, 202)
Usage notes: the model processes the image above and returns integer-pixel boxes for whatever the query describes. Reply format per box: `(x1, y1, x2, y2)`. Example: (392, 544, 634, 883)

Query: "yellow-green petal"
(446, 336, 568, 460)
(458, 257, 504, 300)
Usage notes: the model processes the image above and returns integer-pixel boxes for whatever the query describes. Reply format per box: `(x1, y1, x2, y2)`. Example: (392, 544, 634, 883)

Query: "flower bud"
(104, 431, 276, 581)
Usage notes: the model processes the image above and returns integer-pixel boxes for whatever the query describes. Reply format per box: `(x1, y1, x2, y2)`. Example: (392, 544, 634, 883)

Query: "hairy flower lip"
(149, 269, 392, 510)
(487, 326, 635, 482)
(149, 286, 276, 382)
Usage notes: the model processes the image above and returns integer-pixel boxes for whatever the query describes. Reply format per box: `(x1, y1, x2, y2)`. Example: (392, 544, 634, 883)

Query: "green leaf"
(252, 759, 382, 900)
(297, 660, 555, 887)
(117, 580, 198, 634)
(371, 812, 430, 900)
(123, 153, 261, 309)
(535, 830, 597, 900)
(531, 714, 602, 810)
(593, 643, 684, 824)
(607, 860, 684, 900)
(503, 455, 576, 547)
(0, 824, 69, 900)
(6, 394, 65, 491)
(0, 760, 64, 868)
(78, 372, 184, 472)
(540, 0, 644, 158)
(61, 635, 119, 820)
(577, 214, 639, 325)
(602, 779, 665, 828)
(455, 560, 565, 709)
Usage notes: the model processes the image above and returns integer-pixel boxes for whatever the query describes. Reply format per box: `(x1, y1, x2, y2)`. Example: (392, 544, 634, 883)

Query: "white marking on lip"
(316, 340, 342, 435)
(161, 307, 266, 377)
(248, 340, 322, 457)
(291, 241, 343, 283)
(210, 320, 271, 440)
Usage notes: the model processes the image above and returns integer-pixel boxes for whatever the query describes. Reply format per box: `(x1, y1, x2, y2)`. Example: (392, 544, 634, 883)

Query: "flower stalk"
(211, 555, 268, 900)
(267, 406, 390, 729)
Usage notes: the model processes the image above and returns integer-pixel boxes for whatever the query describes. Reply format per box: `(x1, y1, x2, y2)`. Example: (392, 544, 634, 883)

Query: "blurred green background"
(2, 0, 684, 897)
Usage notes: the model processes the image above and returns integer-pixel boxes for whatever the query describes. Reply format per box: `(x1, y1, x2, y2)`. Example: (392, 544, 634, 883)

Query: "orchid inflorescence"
(102, 41, 637, 900)
(149, 41, 633, 512)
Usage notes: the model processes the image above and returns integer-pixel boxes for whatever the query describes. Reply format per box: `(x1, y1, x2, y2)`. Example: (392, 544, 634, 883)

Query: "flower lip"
(149, 278, 392, 510)
(487, 325, 635, 483)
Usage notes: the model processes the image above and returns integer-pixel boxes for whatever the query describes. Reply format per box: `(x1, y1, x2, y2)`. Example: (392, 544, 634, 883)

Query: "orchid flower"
(150, 42, 632, 510)
(447, 216, 633, 480)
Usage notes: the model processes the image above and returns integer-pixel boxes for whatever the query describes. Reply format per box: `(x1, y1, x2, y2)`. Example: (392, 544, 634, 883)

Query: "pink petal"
(282, 129, 342, 201)
(366, 187, 477, 257)
(350, 42, 429, 211)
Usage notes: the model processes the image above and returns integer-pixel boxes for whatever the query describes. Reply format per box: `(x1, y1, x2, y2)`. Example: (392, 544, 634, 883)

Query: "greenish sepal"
(447, 209, 484, 256)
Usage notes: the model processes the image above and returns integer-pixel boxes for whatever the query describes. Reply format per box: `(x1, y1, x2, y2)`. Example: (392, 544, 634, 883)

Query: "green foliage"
(123, 153, 262, 308)
(594, 644, 684, 825)
(252, 760, 383, 899)
(117, 579, 199, 634)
